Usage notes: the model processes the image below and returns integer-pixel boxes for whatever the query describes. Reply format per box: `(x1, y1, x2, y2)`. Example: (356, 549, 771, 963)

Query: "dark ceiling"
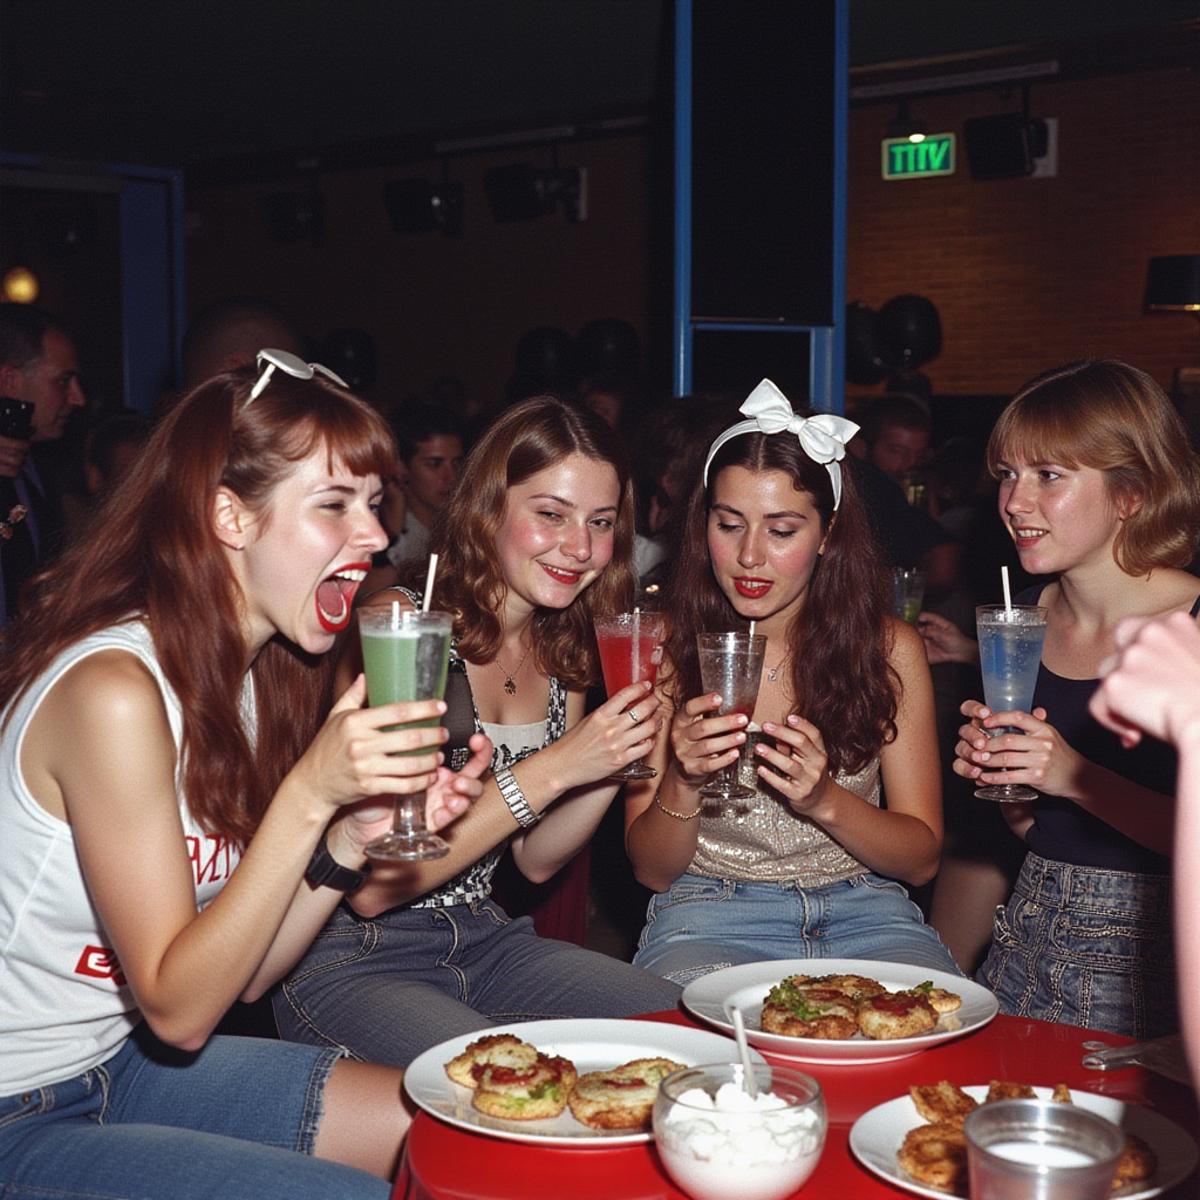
(2, 0, 1198, 183)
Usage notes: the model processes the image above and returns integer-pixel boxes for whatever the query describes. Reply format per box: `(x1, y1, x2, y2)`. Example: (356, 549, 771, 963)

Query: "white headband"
(702, 379, 860, 510)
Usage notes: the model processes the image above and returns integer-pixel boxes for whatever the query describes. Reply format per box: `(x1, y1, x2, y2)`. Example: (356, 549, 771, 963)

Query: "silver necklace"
(494, 644, 533, 695)
(765, 658, 788, 683)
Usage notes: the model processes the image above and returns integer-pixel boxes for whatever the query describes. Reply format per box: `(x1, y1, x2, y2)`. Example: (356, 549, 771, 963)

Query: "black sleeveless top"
(1019, 584, 1200, 874)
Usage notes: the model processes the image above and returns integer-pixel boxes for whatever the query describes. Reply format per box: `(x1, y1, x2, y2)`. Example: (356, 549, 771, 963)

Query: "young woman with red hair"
(0, 356, 489, 1199)
(625, 381, 958, 982)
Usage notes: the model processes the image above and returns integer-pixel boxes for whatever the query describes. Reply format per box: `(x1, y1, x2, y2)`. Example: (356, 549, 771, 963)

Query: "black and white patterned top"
(389, 589, 570, 909)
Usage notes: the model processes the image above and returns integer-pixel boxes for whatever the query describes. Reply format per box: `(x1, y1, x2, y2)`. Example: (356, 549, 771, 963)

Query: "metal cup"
(964, 1100, 1125, 1200)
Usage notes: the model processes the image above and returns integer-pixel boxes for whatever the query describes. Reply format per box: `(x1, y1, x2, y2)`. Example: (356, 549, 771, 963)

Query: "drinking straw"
(421, 552, 439, 614)
(391, 599, 401, 630)
(730, 1006, 759, 1098)
(1001, 564, 1012, 614)
(748, 620, 756, 639)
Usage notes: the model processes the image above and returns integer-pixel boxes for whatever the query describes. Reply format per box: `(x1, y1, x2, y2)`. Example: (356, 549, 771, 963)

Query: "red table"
(394, 1011, 1198, 1199)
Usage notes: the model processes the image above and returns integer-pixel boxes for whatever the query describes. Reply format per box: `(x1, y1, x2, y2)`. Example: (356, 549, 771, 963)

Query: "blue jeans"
(978, 851, 1176, 1038)
(274, 899, 681, 1067)
(0, 1024, 388, 1200)
(633, 872, 962, 984)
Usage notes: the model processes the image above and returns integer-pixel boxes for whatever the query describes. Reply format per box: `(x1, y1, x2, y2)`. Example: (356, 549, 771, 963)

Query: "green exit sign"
(882, 133, 956, 180)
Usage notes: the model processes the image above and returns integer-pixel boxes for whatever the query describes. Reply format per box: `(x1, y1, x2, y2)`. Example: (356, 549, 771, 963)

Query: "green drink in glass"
(359, 608, 452, 860)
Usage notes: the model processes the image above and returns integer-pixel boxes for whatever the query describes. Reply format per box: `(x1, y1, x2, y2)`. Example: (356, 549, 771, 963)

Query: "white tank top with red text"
(0, 621, 250, 1093)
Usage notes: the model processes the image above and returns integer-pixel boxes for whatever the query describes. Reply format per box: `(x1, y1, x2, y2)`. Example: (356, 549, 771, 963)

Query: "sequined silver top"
(688, 731, 881, 887)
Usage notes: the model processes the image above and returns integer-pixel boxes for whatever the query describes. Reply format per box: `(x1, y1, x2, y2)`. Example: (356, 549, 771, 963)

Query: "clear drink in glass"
(975, 604, 1048, 802)
(696, 631, 766, 801)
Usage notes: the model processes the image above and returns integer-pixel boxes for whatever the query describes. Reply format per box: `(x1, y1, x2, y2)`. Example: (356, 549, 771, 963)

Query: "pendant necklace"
(765, 658, 788, 684)
(494, 643, 533, 695)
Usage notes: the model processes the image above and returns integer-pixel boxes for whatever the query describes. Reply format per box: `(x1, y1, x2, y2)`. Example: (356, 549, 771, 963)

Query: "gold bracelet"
(653, 792, 702, 821)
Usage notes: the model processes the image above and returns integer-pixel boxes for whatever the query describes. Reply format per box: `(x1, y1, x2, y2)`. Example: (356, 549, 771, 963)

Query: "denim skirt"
(977, 851, 1176, 1039)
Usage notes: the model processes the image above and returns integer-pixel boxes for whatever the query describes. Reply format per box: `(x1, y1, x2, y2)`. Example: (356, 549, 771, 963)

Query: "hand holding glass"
(975, 604, 1048, 802)
(696, 632, 766, 801)
(359, 608, 453, 860)
(595, 611, 666, 780)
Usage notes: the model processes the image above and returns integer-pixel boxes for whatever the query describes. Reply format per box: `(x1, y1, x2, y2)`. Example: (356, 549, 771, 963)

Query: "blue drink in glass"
(975, 604, 1048, 802)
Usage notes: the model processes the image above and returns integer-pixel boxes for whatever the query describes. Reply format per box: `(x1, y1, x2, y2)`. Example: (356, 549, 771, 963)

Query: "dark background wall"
(184, 63, 1200, 408)
(846, 66, 1200, 399)
(187, 134, 657, 411)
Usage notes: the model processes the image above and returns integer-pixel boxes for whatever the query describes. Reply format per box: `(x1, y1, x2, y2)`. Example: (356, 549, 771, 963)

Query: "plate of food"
(848, 1080, 1198, 1199)
(681, 958, 998, 1064)
(403, 1018, 766, 1147)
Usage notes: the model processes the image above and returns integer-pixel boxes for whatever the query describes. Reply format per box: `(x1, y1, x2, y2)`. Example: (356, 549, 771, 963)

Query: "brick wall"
(847, 67, 1200, 398)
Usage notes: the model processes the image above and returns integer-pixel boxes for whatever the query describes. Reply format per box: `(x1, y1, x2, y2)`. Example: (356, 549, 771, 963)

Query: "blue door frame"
(673, 0, 848, 413)
(0, 153, 186, 415)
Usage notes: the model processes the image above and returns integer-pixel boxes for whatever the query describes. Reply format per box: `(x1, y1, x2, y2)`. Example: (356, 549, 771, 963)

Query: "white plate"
(681, 958, 998, 1064)
(403, 1017, 766, 1147)
(849, 1085, 1199, 1200)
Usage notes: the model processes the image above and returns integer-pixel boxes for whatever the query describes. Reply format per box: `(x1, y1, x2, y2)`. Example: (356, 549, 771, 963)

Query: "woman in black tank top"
(944, 360, 1200, 1037)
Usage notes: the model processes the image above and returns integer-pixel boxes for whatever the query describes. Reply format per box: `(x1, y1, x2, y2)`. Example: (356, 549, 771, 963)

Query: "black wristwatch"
(304, 836, 372, 893)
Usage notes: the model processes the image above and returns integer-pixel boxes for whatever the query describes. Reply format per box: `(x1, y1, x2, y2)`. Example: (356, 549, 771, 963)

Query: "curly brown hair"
(414, 395, 635, 690)
(987, 359, 1200, 576)
(665, 424, 898, 774)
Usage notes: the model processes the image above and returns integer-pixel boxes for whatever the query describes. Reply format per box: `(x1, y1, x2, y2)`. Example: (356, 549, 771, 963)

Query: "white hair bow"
(702, 379, 860, 509)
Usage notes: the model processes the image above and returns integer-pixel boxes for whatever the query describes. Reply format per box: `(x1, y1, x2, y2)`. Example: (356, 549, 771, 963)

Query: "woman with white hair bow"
(625, 381, 959, 982)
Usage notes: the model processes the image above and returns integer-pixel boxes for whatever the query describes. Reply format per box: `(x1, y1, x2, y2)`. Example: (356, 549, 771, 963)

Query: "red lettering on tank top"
(186, 834, 238, 885)
(75, 945, 127, 986)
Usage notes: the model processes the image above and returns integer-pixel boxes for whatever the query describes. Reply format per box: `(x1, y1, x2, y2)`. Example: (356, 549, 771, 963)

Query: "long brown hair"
(665, 424, 897, 774)
(418, 395, 635, 689)
(987, 359, 1200, 576)
(0, 368, 396, 844)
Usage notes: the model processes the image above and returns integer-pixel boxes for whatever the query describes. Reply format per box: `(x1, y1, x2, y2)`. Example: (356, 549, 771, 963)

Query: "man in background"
(0, 304, 87, 627)
(179, 297, 305, 392)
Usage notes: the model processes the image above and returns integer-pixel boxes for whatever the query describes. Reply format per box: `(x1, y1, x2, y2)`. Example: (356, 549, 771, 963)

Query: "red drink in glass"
(594, 612, 666, 781)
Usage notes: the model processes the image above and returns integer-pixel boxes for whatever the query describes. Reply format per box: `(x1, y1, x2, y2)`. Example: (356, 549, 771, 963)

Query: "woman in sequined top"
(625, 381, 959, 983)
(274, 396, 681, 1065)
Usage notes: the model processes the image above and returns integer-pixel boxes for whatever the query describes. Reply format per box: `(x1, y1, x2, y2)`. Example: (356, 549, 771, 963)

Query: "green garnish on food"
(528, 1083, 561, 1102)
(914, 980, 934, 994)
(765, 980, 831, 1020)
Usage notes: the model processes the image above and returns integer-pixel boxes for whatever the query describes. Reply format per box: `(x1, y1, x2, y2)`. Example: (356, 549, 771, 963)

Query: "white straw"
(421, 553, 439, 613)
(748, 620, 756, 638)
(390, 599, 401, 630)
(1001, 565, 1012, 614)
(730, 1006, 759, 1098)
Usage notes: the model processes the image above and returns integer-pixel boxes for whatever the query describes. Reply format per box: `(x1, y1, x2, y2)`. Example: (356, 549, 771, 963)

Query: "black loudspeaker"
(691, 3, 836, 324)
(964, 114, 1047, 180)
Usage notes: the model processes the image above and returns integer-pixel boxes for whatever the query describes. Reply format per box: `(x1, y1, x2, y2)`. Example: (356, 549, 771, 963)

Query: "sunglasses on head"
(247, 348, 349, 404)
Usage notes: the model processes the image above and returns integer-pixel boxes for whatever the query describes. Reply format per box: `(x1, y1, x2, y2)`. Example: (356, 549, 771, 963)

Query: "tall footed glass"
(975, 604, 1048, 802)
(359, 608, 453, 860)
(697, 631, 766, 801)
(594, 611, 666, 781)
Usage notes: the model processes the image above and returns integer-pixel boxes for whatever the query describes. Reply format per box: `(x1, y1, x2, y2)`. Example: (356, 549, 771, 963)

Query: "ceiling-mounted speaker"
(964, 114, 1047, 180)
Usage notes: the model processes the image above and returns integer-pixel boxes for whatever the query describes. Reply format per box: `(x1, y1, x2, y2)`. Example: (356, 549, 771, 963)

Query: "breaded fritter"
(444, 1033, 539, 1089)
(898, 1121, 969, 1192)
(909, 1081, 978, 1127)
(472, 1053, 577, 1120)
(856, 990, 938, 1040)
(762, 980, 858, 1038)
(567, 1057, 684, 1130)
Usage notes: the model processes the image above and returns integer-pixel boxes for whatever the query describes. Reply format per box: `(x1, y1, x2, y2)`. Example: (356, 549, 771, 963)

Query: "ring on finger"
(628, 708, 640, 724)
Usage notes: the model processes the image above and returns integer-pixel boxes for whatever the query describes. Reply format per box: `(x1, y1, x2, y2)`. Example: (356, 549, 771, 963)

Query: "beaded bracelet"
(653, 792, 702, 821)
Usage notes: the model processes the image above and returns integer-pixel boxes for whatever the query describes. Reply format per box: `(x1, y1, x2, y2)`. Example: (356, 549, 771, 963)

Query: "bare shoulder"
(47, 649, 167, 727)
(886, 616, 929, 673)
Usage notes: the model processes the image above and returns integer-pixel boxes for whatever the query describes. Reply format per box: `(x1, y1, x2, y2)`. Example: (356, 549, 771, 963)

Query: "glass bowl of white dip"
(652, 1063, 827, 1200)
